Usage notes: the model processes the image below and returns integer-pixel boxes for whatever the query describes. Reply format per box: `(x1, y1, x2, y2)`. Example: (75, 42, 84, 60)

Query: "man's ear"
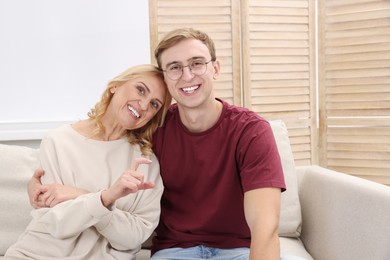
(212, 60, 221, 79)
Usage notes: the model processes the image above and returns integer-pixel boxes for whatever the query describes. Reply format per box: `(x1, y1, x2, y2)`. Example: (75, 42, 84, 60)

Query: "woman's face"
(109, 75, 167, 130)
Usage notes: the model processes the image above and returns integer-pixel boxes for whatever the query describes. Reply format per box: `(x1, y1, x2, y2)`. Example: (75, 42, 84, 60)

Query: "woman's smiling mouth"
(127, 104, 140, 118)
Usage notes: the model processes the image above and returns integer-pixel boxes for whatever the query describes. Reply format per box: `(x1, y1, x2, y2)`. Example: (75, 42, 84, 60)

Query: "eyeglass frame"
(160, 59, 214, 81)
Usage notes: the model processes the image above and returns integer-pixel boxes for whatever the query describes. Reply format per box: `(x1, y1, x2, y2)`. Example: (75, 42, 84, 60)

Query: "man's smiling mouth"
(128, 105, 140, 118)
(181, 85, 200, 94)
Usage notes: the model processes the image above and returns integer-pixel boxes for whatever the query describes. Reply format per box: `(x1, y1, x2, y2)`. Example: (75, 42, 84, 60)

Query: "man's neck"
(178, 98, 223, 133)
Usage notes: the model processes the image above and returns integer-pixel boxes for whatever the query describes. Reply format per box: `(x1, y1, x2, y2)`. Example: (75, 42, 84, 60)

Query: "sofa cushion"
(269, 120, 302, 237)
(280, 237, 313, 259)
(0, 144, 39, 255)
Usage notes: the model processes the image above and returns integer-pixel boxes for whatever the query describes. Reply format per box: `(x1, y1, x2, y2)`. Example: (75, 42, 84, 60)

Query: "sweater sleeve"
(34, 157, 163, 251)
(94, 158, 163, 250)
(39, 131, 63, 184)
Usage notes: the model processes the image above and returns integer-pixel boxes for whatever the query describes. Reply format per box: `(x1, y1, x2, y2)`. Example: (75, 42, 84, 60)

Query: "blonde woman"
(5, 64, 171, 260)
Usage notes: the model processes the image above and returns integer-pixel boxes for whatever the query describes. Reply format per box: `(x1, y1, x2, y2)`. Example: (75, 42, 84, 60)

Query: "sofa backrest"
(0, 144, 39, 255)
(269, 120, 302, 237)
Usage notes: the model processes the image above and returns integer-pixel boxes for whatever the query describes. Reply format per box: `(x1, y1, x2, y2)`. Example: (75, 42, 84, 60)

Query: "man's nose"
(181, 66, 195, 81)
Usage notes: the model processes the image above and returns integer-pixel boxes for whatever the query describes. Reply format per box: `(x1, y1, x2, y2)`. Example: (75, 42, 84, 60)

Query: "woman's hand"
(35, 184, 89, 208)
(28, 169, 89, 208)
(101, 158, 154, 208)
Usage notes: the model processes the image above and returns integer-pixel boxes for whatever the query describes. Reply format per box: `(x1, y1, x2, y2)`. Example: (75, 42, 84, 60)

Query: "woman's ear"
(110, 86, 117, 94)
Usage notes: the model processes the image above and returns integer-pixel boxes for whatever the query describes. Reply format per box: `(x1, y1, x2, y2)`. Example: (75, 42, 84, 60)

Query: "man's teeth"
(182, 85, 199, 93)
(128, 105, 140, 118)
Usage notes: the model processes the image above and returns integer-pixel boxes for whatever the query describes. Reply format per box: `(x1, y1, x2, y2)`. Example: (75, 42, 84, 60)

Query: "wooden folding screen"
(241, 0, 316, 166)
(318, 0, 390, 184)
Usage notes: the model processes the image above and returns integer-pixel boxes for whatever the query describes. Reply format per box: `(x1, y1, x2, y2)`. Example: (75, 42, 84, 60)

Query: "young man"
(29, 28, 287, 259)
(150, 28, 286, 260)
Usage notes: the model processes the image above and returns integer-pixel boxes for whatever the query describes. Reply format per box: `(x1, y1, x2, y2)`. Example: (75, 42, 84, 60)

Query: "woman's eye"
(151, 100, 160, 109)
(137, 86, 145, 95)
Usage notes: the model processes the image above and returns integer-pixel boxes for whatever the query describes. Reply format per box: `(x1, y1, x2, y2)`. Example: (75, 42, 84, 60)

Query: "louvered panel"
(328, 151, 389, 160)
(328, 109, 390, 117)
(288, 126, 312, 166)
(256, 79, 310, 88)
(327, 102, 390, 111)
(319, 0, 390, 184)
(251, 23, 308, 32)
(250, 15, 308, 24)
(327, 9, 389, 23)
(327, 117, 390, 126)
(329, 159, 390, 172)
(150, 0, 241, 105)
(326, 42, 390, 55)
(328, 158, 390, 171)
(332, 166, 390, 185)
(327, 26, 390, 39)
(328, 133, 390, 144)
(252, 87, 310, 96)
(326, 0, 389, 7)
(326, 60, 390, 71)
(327, 18, 390, 31)
(251, 1, 308, 8)
(252, 40, 309, 47)
(253, 95, 309, 104)
(326, 76, 390, 86)
(327, 84, 390, 94)
(259, 111, 311, 121)
(327, 52, 390, 63)
(327, 92, 390, 102)
(327, 126, 390, 135)
(252, 48, 309, 56)
(255, 102, 310, 112)
(157, 0, 230, 7)
(243, 0, 315, 164)
(251, 56, 309, 64)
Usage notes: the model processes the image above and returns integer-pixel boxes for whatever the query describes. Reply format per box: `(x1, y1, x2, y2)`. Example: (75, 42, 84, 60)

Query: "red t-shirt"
(151, 99, 286, 254)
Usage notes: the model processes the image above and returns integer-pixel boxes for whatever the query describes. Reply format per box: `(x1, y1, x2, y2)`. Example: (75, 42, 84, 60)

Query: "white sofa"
(1, 120, 390, 260)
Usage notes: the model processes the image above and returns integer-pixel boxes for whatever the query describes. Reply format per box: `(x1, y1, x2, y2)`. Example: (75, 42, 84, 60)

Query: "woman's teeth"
(128, 105, 140, 118)
(182, 85, 199, 93)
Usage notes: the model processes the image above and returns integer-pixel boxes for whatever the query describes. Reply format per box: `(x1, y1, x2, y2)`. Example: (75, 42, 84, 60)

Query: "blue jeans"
(151, 246, 307, 260)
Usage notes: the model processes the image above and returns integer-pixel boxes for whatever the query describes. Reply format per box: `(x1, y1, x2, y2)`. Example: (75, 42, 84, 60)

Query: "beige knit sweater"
(5, 125, 163, 260)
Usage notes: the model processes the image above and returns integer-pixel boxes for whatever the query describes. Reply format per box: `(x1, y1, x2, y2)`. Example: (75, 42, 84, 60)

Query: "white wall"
(0, 0, 150, 143)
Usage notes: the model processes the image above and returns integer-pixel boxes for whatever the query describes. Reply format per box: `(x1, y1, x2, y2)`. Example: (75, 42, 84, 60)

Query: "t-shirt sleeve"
(236, 120, 286, 192)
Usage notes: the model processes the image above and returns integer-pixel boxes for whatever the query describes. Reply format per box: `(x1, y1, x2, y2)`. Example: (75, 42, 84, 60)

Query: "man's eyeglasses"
(162, 59, 213, 81)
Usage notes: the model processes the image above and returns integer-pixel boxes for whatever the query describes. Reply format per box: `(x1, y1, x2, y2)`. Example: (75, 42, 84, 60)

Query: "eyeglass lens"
(166, 59, 211, 80)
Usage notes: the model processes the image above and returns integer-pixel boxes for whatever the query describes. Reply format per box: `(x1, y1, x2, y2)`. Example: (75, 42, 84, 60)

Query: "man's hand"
(28, 169, 89, 208)
(28, 169, 44, 208)
(101, 158, 154, 208)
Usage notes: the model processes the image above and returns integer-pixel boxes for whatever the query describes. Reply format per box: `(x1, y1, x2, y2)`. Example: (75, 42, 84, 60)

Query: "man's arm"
(244, 187, 281, 260)
(28, 169, 88, 208)
(28, 169, 45, 208)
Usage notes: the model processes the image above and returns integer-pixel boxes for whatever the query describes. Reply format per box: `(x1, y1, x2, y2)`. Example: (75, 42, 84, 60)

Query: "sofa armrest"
(296, 165, 390, 260)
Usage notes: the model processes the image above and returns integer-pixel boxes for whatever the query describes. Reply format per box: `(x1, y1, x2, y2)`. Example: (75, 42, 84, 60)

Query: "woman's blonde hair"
(87, 64, 171, 155)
